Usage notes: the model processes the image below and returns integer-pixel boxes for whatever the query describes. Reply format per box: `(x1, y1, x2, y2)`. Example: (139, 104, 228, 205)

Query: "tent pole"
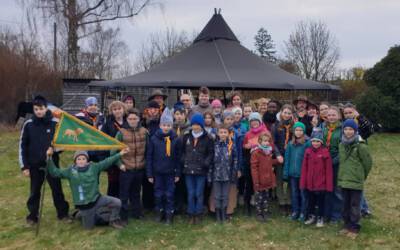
(223, 89, 227, 107)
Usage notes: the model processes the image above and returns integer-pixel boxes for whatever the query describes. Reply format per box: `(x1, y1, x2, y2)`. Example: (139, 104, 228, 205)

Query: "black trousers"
(119, 169, 144, 220)
(174, 177, 187, 214)
(307, 191, 326, 217)
(142, 174, 154, 210)
(27, 165, 69, 221)
(342, 188, 362, 232)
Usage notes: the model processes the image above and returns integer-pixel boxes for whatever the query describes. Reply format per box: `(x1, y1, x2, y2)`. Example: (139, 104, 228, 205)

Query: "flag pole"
(35, 165, 47, 237)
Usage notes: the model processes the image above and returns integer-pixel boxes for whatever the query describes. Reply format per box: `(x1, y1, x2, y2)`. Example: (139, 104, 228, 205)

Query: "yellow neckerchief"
(165, 136, 171, 157)
(326, 122, 339, 147)
(228, 130, 234, 156)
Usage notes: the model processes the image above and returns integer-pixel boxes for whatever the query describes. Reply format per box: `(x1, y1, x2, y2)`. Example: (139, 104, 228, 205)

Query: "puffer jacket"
(208, 139, 238, 183)
(250, 148, 278, 191)
(181, 130, 214, 175)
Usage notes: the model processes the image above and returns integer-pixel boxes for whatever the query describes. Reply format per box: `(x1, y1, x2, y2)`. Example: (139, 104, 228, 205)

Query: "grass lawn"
(0, 130, 399, 249)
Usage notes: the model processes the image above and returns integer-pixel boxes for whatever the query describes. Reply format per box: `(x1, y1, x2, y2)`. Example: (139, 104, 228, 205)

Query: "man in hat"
(148, 89, 168, 113)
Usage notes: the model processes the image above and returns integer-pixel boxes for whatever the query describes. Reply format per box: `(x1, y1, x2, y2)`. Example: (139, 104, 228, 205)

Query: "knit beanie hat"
(310, 127, 324, 143)
(173, 101, 185, 113)
(223, 109, 234, 120)
(160, 108, 174, 125)
(85, 97, 98, 107)
(211, 99, 222, 108)
(190, 112, 205, 127)
(293, 121, 306, 132)
(343, 119, 358, 131)
(73, 151, 89, 162)
(232, 107, 243, 115)
(249, 112, 262, 123)
(147, 100, 160, 109)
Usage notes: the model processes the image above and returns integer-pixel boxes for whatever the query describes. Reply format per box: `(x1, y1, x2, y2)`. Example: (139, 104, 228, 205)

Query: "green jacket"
(47, 153, 121, 206)
(338, 140, 373, 190)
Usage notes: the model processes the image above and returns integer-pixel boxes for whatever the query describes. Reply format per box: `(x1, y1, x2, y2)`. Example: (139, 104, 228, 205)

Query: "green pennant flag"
(52, 111, 126, 151)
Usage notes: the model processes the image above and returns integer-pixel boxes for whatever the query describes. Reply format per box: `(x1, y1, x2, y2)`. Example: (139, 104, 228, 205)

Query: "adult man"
(148, 89, 168, 113)
(180, 93, 193, 118)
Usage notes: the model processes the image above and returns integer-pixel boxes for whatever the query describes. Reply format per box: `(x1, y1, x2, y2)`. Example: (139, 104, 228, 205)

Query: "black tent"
(89, 10, 339, 91)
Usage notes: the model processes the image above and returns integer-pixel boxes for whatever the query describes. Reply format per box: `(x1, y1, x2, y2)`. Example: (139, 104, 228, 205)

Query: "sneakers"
(298, 213, 305, 222)
(316, 217, 324, 228)
(110, 219, 125, 229)
(304, 215, 316, 225)
(290, 212, 299, 221)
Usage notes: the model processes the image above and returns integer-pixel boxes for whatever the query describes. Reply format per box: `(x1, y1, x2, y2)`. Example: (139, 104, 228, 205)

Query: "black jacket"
(146, 129, 181, 177)
(19, 110, 58, 170)
(181, 130, 214, 176)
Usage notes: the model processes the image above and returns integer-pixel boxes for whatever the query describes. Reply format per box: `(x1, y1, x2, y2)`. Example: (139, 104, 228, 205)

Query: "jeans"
(185, 175, 206, 215)
(275, 165, 291, 206)
(324, 163, 343, 221)
(213, 181, 230, 209)
(360, 192, 370, 213)
(80, 195, 121, 230)
(307, 191, 326, 217)
(342, 188, 362, 232)
(154, 174, 176, 214)
(289, 177, 307, 215)
(119, 169, 144, 220)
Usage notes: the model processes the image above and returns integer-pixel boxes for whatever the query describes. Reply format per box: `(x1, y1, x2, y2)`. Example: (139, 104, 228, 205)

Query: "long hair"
(278, 104, 294, 132)
(203, 111, 216, 128)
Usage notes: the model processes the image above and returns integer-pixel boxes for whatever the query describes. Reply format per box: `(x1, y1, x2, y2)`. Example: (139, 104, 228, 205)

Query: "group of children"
(19, 89, 373, 239)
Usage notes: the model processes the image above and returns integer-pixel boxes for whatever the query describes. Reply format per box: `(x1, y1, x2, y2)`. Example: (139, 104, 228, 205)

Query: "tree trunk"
(67, 0, 79, 77)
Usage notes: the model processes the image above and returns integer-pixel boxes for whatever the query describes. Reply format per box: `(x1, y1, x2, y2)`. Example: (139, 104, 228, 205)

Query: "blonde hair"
(108, 101, 126, 115)
(258, 131, 273, 143)
(328, 106, 342, 120)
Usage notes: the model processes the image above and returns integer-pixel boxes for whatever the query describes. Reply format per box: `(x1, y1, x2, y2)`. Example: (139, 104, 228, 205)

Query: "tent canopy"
(90, 10, 339, 91)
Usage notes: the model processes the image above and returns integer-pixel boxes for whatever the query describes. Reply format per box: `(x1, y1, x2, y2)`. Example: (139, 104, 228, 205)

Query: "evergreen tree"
(254, 28, 277, 63)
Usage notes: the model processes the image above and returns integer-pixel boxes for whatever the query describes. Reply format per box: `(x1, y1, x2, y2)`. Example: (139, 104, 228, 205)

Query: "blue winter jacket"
(283, 138, 311, 179)
(146, 129, 181, 177)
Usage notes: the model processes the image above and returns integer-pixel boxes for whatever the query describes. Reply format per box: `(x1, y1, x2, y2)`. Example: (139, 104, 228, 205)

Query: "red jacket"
(250, 148, 278, 192)
(300, 146, 333, 192)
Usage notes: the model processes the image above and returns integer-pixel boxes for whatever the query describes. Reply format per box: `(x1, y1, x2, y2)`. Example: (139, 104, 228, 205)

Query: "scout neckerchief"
(326, 122, 339, 147)
(165, 136, 171, 157)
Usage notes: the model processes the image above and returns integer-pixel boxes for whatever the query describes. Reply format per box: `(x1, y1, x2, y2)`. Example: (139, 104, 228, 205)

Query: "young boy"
(173, 102, 190, 137)
(181, 113, 214, 224)
(46, 147, 129, 229)
(250, 132, 278, 222)
(241, 103, 253, 133)
(114, 108, 148, 224)
(208, 125, 239, 223)
(19, 95, 70, 226)
(146, 108, 181, 224)
(338, 119, 372, 239)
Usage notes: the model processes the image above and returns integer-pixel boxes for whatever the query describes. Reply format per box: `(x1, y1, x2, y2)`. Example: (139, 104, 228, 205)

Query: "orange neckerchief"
(326, 123, 338, 147)
(165, 136, 171, 157)
(283, 124, 292, 147)
(228, 131, 234, 156)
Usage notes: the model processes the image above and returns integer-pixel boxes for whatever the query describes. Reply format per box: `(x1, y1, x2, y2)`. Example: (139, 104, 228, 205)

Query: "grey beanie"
(249, 112, 262, 123)
(73, 151, 89, 161)
(160, 108, 174, 125)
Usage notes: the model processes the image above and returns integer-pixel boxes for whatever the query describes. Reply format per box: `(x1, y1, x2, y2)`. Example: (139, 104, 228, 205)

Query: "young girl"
(283, 122, 310, 221)
(250, 132, 278, 222)
(300, 128, 333, 227)
(211, 99, 223, 126)
(208, 125, 239, 223)
(101, 101, 129, 198)
(322, 106, 342, 222)
(230, 91, 243, 109)
(204, 111, 217, 140)
(46, 147, 130, 229)
(273, 104, 294, 214)
(241, 103, 253, 133)
(338, 119, 372, 239)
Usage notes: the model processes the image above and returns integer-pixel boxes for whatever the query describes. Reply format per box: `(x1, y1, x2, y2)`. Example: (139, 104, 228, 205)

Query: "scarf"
(258, 144, 272, 155)
(326, 122, 340, 147)
(250, 124, 266, 135)
(341, 134, 358, 145)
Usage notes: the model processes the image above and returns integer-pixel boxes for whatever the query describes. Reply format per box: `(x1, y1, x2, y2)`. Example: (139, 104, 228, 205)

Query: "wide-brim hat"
(307, 101, 318, 110)
(148, 89, 168, 101)
(293, 95, 309, 107)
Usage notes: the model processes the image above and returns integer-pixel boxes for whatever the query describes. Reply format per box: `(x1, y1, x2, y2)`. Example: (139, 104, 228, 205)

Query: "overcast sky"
(1, 0, 399, 69)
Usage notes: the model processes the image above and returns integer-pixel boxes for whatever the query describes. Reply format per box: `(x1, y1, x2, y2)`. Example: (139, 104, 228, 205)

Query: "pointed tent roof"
(90, 10, 339, 91)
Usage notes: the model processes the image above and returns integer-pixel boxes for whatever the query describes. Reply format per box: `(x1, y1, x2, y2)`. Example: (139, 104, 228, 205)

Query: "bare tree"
(284, 20, 340, 82)
(25, 0, 152, 77)
(134, 27, 195, 73)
